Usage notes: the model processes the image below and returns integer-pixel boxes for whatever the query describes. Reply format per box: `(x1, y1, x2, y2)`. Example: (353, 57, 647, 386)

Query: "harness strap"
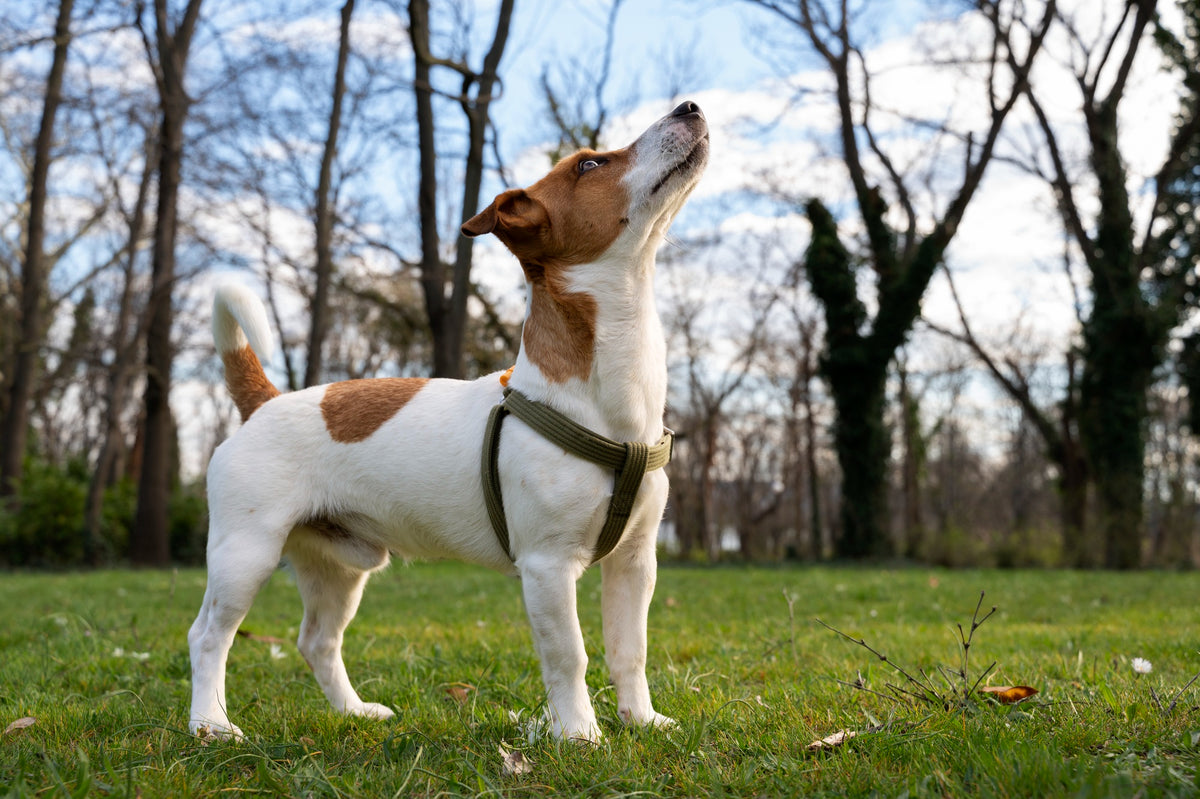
(481, 388, 673, 564)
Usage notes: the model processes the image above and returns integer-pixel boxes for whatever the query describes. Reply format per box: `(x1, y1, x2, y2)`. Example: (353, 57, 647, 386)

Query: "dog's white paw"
(510, 709, 602, 745)
(619, 708, 676, 730)
(348, 701, 395, 721)
(191, 720, 244, 741)
(564, 720, 603, 745)
(549, 712, 603, 745)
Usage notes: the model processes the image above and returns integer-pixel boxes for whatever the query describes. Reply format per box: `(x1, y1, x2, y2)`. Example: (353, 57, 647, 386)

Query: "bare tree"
(131, 0, 204, 567)
(927, 264, 1091, 564)
(83, 130, 157, 564)
(304, 0, 355, 388)
(0, 0, 75, 498)
(409, 0, 514, 378)
(540, 0, 625, 160)
(662, 241, 779, 560)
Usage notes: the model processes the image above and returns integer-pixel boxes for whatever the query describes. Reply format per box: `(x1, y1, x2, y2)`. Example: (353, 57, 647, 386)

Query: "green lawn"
(2, 563, 1199, 797)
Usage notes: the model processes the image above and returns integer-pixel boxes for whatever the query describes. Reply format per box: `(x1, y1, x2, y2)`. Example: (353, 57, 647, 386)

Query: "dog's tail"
(213, 284, 281, 422)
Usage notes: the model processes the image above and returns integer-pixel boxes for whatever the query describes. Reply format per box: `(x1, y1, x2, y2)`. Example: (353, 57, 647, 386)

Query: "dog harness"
(481, 387, 674, 565)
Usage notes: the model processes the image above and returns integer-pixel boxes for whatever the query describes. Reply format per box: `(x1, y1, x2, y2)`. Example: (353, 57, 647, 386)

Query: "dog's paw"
(550, 713, 603, 745)
(510, 709, 602, 745)
(564, 721, 604, 746)
(619, 708, 676, 730)
(348, 701, 395, 721)
(191, 720, 244, 741)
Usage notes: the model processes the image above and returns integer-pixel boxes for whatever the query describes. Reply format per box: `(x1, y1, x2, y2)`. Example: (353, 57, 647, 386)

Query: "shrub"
(0, 457, 208, 567)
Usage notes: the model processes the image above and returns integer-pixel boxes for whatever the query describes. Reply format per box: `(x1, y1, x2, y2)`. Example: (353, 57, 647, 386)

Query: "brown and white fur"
(188, 102, 709, 743)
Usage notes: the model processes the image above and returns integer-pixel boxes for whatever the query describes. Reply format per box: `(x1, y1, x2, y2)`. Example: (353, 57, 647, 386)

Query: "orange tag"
(499, 366, 514, 387)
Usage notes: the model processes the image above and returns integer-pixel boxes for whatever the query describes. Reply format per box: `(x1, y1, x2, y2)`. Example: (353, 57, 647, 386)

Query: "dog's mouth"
(649, 133, 710, 197)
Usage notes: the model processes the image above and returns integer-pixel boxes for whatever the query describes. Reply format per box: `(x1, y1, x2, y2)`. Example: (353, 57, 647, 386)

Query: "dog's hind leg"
(189, 524, 288, 739)
(285, 530, 395, 722)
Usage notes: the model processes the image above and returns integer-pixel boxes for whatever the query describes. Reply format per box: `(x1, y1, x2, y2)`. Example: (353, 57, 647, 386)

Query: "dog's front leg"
(601, 535, 675, 731)
(519, 555, 602, 743)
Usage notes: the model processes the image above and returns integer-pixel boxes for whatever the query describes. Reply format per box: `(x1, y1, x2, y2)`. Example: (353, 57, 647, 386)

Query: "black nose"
(671, 100, 701, 117)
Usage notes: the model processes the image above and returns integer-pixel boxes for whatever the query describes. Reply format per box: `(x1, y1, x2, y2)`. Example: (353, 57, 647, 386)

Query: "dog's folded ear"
(462, 189, 549, 241)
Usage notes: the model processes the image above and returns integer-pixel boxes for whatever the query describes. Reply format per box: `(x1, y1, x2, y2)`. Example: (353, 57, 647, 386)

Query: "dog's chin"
(649, 135, 709, 198)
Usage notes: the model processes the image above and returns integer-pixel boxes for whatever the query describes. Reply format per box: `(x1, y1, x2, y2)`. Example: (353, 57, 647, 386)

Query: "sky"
(469, 0, 1179, 349)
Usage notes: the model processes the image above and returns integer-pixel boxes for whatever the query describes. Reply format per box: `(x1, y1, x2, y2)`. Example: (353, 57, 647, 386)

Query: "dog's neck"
(511, 240, 666, 445)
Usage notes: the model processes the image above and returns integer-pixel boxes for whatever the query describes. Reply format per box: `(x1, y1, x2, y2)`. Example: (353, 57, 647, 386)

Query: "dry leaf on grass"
(807, 729, 858, 751)
(4, 717, 35, 736)
(979, 685, 1039, 704)
(807, 722, 888, 752)
(499, 744, 533, 775)
(236, 628, 289, 645)
(444, 683, 475, 705)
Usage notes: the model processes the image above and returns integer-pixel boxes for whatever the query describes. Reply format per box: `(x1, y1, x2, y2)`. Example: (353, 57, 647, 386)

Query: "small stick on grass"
(816, 618, 942, 706)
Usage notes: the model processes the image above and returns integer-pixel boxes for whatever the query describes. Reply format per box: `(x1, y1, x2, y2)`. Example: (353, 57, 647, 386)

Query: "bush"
(169, 483, 209, 565)
(0, 457, 208, 568)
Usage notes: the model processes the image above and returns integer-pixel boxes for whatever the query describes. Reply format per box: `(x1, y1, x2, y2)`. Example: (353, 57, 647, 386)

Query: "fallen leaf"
(444, 683, 475, 705)
(499, 744, 533, 775)
(807, 729, 857, 751)
(3, 717, 35, 736)
(980, 685, 1039, 704)
(236, 628, 289, 645)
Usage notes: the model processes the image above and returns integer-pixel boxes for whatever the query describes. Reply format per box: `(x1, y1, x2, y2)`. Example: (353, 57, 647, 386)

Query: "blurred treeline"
(1, 0, 1197, 569)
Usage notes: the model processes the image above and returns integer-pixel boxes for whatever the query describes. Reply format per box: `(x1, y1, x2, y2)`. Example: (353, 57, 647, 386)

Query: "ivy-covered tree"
(755, 0, 1056, 557)
(1023, 0, 1200, 568)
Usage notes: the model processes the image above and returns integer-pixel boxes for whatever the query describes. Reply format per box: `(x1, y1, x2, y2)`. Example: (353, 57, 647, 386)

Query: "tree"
(754, 0, 1056, 558)
(0, 0, 75, 498)
(83, 129, 157, 564)
(131, 0, 204, 567)
(303, 0, 355, 388)
(927, 265, 1091, 565)
(408, 0, 514, 379)
(1020, 0, 1200, 567)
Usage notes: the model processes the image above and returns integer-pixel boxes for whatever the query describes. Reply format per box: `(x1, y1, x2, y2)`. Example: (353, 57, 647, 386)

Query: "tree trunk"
(898, 363, 924, 558)
(408, 0, 447, 375)
(304, 0, 355, 388)
(0, 0, 74, 498)
(829, 369, 890, 559)
(132, 0, 204, 567)
(409, 0, 514, 378)
(450, 0, 513, 377)
(804, 200, 892, 559)
(83, 134, 155, 564)
(1079, 102, 1154, 570)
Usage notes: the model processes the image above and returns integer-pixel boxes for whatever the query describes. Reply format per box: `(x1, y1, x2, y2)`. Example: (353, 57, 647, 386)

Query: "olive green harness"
(481, 388, 674, 564)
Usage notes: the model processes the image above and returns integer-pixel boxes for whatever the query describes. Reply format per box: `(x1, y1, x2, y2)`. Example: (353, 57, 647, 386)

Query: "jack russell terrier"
(188, 101, 709, 743)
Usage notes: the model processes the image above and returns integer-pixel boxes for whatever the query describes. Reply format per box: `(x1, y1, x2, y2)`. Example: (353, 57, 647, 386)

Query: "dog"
(188, 101, 709, 743)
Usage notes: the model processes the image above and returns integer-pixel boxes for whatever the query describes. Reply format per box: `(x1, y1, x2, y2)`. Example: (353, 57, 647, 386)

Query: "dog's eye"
(578, 158, 603, 174)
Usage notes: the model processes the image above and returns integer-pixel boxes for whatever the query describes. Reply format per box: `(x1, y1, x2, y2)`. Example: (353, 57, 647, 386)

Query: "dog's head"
(462, 102, 709, 277)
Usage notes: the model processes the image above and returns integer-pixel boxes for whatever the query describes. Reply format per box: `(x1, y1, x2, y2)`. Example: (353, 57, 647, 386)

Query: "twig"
(815, 618, 941, 706)
(1166, 672, 1200, 716)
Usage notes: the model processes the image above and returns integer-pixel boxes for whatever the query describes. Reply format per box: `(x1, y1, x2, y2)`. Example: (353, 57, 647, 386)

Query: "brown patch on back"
(321, 377, 429, 443)
(223, 346, 282, 422)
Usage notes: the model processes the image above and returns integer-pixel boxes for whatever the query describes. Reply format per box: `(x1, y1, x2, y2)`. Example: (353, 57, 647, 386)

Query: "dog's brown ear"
(462, 202, 498, 237)
(462, 189, 548, 239)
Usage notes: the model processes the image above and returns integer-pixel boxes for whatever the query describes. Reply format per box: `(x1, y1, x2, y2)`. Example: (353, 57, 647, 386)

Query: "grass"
(2, 562, 1200, 797)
